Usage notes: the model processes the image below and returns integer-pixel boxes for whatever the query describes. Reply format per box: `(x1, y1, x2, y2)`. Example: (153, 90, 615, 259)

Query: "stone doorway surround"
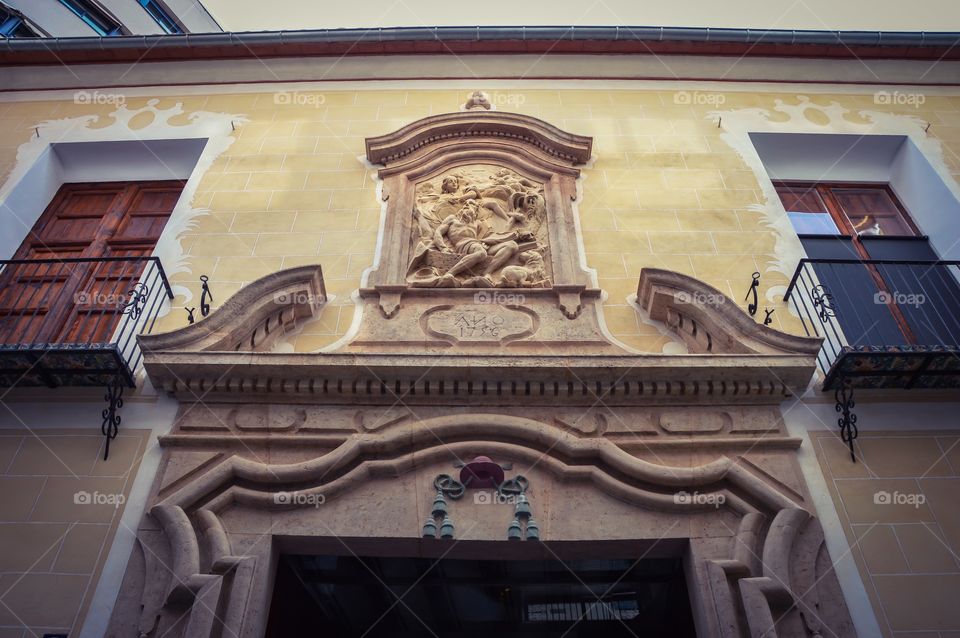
(105, 109, 856, 638)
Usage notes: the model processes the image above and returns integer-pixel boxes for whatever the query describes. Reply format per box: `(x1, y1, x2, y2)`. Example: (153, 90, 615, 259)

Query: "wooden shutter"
(0, 180, 184, 345)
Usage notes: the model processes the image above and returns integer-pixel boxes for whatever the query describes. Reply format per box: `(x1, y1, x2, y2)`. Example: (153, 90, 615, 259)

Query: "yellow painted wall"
(1, 88, 959, 352)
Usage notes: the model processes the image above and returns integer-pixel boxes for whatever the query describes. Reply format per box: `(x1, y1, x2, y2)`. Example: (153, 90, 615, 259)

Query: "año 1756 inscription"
(425, 306, 534, 343)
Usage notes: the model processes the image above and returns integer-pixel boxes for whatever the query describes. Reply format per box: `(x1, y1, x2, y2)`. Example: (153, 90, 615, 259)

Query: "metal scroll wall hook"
(744, 271, 760, 316)
(200, 275, 213, 318)
(763, 308, 775, 326)
(101, 377, 124, 460)
(185, 307, 196, 325)
(835, 377, 859, 462)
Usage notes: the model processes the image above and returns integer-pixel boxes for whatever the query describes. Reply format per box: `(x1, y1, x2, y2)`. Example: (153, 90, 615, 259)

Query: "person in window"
(852, 215, 882, 235)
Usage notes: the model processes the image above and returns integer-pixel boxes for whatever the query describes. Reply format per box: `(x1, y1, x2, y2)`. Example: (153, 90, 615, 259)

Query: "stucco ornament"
(463, 89, 492, 110)
(407, 166, 550, 288)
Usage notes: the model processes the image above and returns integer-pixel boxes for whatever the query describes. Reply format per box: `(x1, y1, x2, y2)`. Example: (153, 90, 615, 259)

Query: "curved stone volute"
(637, 267, 823, 356)
(139, 265, 325, 353)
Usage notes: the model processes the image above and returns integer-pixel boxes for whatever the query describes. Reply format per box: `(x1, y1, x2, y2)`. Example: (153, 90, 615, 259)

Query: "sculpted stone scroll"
(406, 166, 551, 289)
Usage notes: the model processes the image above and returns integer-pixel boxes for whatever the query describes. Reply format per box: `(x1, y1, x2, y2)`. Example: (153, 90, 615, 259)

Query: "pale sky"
(202, 0, 960, 33)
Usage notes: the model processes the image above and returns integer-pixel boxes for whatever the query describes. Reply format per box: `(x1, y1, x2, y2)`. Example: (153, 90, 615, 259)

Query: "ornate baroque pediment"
(350, 109, 618, 353)
(140, 265, 326, 353)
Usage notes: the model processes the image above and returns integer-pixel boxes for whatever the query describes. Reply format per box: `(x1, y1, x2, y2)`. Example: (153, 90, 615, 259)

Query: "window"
(756, 135, 960, 388)
(0, 3, 41, 37)
(267, 554, 696, 636)
(57, 0, 124, 36)
(778, 187, 841, 235)
(777, 182, 920, 243)
(778, 181, 960, 351)
(0, 181, 183, 347)
(137, 0, 183, 34)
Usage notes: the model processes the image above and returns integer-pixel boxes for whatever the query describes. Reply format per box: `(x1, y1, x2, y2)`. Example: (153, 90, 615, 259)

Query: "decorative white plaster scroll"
(710, 95, 960, 284)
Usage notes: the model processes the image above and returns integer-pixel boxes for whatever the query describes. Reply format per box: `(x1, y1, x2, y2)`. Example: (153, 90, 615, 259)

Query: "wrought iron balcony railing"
(784, 258, 960, 390)
(0, 256, 173, 389)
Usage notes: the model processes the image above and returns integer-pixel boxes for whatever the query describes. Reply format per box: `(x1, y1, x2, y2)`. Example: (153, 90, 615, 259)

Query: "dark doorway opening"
(265, 553, 696, 638)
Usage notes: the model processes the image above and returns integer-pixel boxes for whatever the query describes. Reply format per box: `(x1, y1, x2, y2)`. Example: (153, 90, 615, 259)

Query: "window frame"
(776, 180, 928, 345)
(774, 181, 923, 246)
(0, 2, 46, 37)
(57, 0, 127, 36)
(137, 0, 184, 34)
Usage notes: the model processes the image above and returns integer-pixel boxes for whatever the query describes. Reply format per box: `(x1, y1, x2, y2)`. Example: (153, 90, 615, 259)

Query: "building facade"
(0, 27, 959, 638)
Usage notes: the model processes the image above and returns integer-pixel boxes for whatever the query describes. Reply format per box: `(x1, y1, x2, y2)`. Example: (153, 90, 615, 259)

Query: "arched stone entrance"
(108, 409, 853, 638)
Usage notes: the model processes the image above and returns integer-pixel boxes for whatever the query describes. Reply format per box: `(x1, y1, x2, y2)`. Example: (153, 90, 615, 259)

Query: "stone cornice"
(365, 111, 593, 166)
(143, 350, 815, 405)
(6, 28, 958, 68)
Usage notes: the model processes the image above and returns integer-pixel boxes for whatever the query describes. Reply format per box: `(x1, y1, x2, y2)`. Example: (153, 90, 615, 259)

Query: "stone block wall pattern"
(0, 428, 148, 637)
(813, 430, 960, 637)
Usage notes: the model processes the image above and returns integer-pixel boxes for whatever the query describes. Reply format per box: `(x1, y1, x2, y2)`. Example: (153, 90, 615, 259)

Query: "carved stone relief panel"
(407, 165, 552, 288)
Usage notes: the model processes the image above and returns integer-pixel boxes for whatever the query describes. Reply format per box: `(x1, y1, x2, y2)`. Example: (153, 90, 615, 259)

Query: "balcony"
(785, 257, 960, 390)
(0, 256, 173, 389)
